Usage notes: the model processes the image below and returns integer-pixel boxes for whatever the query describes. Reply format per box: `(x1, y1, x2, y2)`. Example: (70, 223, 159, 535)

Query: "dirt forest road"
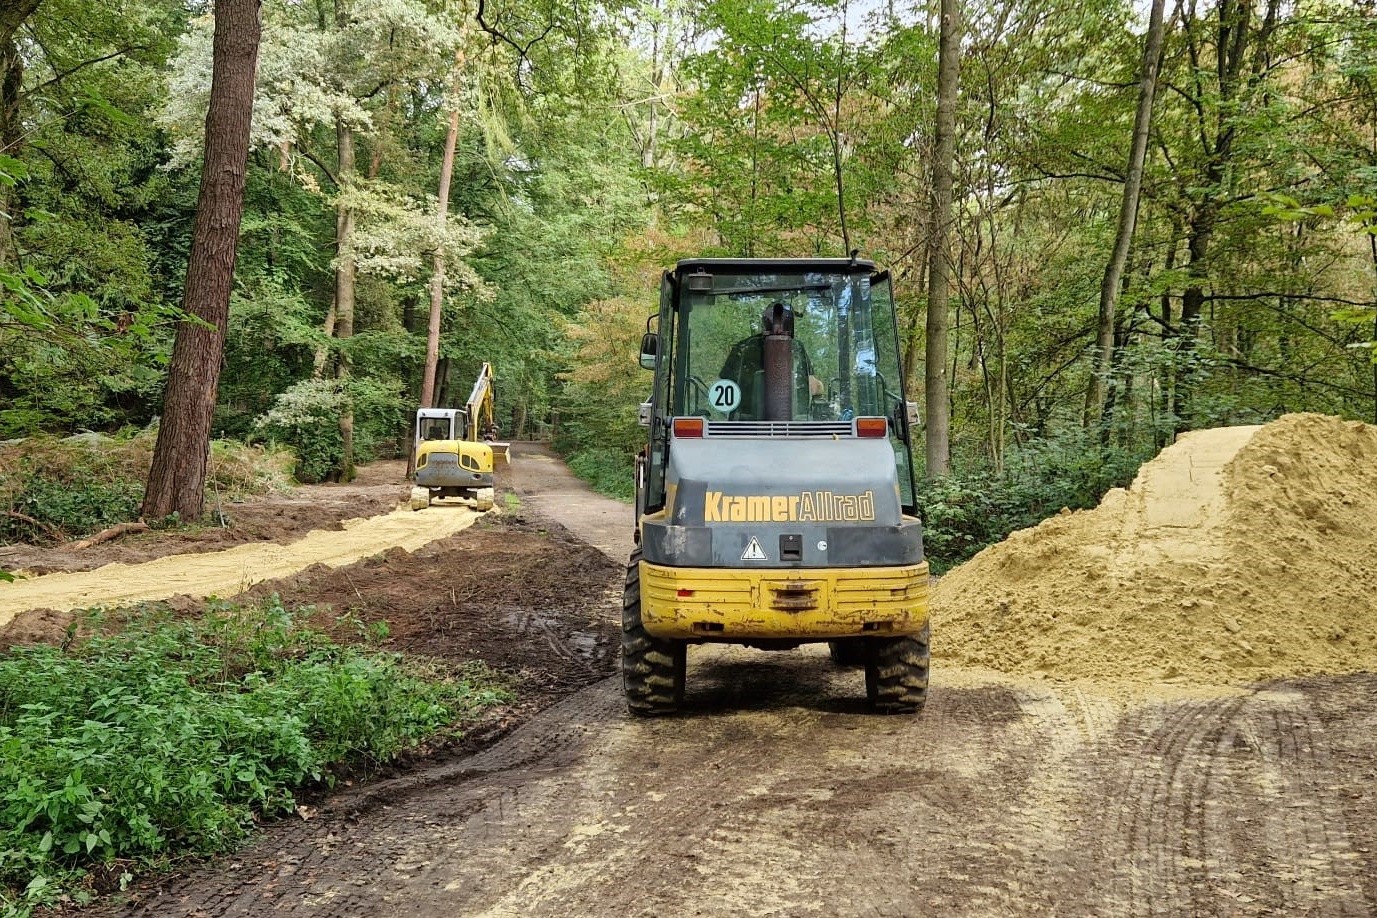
(101, 444, 1377, 918)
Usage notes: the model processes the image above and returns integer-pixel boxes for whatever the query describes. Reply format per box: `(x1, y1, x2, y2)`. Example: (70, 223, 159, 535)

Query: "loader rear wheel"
(864, 625, 929, 714)
(622, 548, 686, 716)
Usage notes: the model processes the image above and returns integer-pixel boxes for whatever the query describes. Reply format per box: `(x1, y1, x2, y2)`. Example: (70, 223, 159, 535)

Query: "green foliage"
(252, 380, 350, 484)
(1, 476, 143, 544)
(0, 432, 293, 543)
(566, 448, 635, 502)
(253, 378, 408, 483)
(918, 432, 1148, 573)
(0, 597, 509, 913)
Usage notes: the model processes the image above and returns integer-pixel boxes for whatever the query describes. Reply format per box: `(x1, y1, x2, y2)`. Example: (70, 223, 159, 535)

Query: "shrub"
(0, 431, 292, 543)
(917, 432, 1149, 573)
(253, 378, 408, 483)
(566, 447, 635, 502)
(0, 598, 509, 914)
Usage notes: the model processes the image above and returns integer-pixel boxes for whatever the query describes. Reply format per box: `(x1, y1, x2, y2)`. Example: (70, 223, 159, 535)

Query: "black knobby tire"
(828, 639, 866, 668)
(864, 625, 930, 714)
(622, 548, 686, 716)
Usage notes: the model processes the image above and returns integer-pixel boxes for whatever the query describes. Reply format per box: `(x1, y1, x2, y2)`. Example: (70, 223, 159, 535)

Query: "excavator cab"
(625, 258, 929, 715)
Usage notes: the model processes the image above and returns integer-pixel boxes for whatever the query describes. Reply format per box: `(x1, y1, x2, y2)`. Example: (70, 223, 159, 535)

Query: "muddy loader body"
(625, 258, 930, 715)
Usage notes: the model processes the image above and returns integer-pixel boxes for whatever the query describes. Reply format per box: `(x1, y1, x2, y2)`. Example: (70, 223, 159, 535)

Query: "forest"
(1, 0, 1375, 564)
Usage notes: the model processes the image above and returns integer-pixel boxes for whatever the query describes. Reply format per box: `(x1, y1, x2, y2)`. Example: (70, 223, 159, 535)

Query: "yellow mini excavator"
(410, 363, 510, 511)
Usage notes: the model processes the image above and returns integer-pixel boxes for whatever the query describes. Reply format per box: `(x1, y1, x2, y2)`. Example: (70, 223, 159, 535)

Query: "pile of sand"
(932, 413, 1377, 686)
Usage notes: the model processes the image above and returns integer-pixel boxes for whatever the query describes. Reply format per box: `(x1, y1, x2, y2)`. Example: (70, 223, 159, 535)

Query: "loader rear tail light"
(856, 417, 888, 438)
(672, 417, 705, 438)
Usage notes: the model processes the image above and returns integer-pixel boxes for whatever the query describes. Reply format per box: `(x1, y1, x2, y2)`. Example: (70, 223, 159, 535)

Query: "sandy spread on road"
(0, 503, 483, 626)
(933, 413, 1377, 687)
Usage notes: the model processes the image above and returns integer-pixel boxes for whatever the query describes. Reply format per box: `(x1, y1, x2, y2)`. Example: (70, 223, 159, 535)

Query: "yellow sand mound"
(932, 413, 1377, 686)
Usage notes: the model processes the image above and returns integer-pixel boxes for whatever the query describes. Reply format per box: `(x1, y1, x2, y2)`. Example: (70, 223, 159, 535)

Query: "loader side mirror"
(639, 332, 659, 370)
(894, 399, 921, 442)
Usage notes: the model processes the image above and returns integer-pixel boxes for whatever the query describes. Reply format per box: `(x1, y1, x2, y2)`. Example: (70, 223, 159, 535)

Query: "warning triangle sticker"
(740, 537, 767, 561)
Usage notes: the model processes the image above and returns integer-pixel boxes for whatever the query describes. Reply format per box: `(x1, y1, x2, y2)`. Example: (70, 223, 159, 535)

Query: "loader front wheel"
(622, 548, 686, 716)
(409, 486, 431, 511)
(864, 625, 929, 714)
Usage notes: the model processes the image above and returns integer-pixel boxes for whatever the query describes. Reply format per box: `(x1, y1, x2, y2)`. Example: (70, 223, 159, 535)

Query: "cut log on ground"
(70, 521, 150, 551)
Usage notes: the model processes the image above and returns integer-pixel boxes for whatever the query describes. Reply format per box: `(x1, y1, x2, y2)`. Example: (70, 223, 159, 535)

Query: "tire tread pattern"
(864, 625, 930, 714)
(622, 548, 686, 716)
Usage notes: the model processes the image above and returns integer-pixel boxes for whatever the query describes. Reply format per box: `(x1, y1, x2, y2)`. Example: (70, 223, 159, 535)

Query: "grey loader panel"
(641, 437, 923, 569)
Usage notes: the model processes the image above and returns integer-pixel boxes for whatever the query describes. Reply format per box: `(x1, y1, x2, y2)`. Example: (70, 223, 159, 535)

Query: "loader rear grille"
(705, 420, 855, 438)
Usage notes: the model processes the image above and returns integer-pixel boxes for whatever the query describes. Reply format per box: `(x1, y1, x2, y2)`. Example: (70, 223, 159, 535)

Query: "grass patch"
(502, 492, 522, 512)
(0, 430, 294, 545)
(565, 448, 634, 503)
(0, 597, 509, 914)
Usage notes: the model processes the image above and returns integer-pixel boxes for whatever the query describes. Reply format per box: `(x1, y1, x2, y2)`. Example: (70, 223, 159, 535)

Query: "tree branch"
(25, 45, 149, 96)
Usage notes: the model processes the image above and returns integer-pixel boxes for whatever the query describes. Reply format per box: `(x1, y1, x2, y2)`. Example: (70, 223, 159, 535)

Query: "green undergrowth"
(0, 597, 510, 915)
(565, 447, 635, 502)
(0, 430, 294, 545)
(918, 436, 1148, 573)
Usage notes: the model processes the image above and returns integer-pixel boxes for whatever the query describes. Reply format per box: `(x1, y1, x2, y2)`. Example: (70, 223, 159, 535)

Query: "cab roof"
(673, 257, 879, 274)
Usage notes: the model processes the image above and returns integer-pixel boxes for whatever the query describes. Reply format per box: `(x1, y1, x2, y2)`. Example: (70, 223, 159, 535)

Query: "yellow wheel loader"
(410, 363, 510, 512)
(625, 258, 930, 715)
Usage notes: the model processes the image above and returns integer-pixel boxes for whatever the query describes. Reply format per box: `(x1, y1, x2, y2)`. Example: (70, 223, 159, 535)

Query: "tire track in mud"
(89, 447, 1377, 918)
(1092, 690, 1370, 918)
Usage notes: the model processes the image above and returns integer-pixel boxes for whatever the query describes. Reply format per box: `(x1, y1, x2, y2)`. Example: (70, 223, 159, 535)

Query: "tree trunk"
(1086, 0, 1165, 428)
(1173, 210, 1214, 431)
(312, 296, 336, 377)
(0, 33, 26, 267)
(421, 49, 464, 409)
(334, 118, 357, 481)
(143, 0, 261, 521)
(924, 0, 960, 477)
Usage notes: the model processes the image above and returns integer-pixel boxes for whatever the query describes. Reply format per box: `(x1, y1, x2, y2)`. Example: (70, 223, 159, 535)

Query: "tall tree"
(0, 0, 42, 266)
(422, 46, 465, 409)
(924, 0, 960, 476)
(1086, 0, 1166, 428)
(143, 0, 262, 519)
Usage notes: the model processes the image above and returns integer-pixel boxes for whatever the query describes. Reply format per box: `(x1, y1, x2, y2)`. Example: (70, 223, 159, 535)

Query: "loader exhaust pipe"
(762, 303, 795, 422)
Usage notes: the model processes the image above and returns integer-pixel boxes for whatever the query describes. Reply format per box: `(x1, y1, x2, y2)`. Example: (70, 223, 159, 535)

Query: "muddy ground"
(239, 513, 623, 706)
(0, 461, 410, 575)
(42, 441, 1370, 918)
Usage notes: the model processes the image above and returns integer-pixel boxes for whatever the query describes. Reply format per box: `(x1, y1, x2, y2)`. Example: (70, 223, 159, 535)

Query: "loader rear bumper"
(639, 560, 929, 640)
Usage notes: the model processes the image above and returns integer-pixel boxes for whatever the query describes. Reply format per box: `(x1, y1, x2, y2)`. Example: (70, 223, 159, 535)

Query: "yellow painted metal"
(639, 560, 929, 640)
(415, 439, 496, 475)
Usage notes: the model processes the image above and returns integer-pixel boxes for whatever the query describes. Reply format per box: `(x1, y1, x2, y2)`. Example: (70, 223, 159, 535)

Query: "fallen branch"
(70, 521, 149, 550)
(2, 510, 66, 543)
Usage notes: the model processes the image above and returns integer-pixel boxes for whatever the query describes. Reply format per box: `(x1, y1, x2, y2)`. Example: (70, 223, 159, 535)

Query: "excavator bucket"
(489, 442, 512, 464)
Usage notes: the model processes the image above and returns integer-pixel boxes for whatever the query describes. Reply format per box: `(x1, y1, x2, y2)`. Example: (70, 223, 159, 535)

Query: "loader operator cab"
(626, 258, 929, 717)
(638, 259, 919, 519)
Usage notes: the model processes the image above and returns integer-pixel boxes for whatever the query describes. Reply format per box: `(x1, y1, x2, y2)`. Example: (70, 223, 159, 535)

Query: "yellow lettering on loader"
(705, 491, 723, 523)
(747, 496, 770, 521)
